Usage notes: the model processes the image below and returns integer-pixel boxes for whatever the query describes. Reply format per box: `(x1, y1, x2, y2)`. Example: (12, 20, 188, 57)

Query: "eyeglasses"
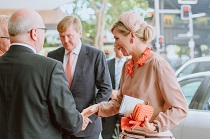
(0, 36, 10, 39)
(28, 27, 48, 33)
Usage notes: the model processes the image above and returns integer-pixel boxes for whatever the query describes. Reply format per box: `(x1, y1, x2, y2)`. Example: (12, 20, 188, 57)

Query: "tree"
(61, 0, 149, 49)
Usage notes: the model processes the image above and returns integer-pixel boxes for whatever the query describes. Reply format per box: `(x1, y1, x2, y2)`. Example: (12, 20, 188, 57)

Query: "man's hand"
(81, 104, 99, 118)
(80, 104, 99, 130)
(80, 113, 92, 131)
(110, 90, 118, 100)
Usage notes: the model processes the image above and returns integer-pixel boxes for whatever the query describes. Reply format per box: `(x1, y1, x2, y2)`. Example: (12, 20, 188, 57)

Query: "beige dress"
(97, 52, 188, 139)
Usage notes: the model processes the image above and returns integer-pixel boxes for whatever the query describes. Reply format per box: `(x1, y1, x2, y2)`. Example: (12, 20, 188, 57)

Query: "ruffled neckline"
(126, 46, 152, 77)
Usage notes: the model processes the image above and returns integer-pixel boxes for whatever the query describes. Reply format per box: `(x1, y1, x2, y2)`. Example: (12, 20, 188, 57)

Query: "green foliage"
(62, 0, 149, 45)
(175, 45, 190, 58)
(107, 0, 149, 28)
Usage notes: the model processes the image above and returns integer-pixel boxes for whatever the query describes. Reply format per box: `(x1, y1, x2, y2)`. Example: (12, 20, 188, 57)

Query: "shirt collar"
(11, 43, 36, 53)
(115, 57, 127, 63)
(65, 41, 82, 55)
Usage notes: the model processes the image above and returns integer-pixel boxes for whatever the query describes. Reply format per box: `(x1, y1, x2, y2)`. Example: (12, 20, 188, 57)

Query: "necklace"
(126, 46, 152, 77)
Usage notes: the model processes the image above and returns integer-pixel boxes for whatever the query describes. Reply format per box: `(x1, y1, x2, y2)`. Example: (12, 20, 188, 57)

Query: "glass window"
(197, 62, 210, 73)
(177, 63, 196, 78)
(207, 20, 210, 26)
(204, 97, 210, 110)
(203, 86, 210, 111)
(179, 78, 203, 106)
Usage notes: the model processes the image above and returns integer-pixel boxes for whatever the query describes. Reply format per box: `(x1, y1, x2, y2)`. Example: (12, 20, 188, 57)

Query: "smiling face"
(113, 28, 132, 56)
(114, 46, 124, 59)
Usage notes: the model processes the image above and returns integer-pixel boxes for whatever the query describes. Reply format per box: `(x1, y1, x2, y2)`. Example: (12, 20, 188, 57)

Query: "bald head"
(8, 8, 46, 53)
(8, 8, 44, 36)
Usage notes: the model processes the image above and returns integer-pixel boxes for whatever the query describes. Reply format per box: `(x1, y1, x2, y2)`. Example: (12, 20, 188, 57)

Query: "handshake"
(80, 104, 99, 130)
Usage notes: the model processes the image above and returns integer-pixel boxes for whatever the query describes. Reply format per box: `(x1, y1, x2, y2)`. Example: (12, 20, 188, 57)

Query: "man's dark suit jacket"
(0, 45, 83, 139)
(107, 58, 116, 89)
(47, 44, 112, 137)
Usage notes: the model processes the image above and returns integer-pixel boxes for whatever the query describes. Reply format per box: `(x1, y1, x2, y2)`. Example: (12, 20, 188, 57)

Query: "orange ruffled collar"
(126, 46, 152, 77)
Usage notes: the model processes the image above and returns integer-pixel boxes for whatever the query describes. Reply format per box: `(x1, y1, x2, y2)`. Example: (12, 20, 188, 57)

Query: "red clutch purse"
(131, 103, 154, 122)
(121, 102, 154, 130)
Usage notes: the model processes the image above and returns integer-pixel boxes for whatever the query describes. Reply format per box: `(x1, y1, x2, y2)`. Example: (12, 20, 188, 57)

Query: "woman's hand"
(141, 116, 157, 133)
(110, 90, 118, 100)
(81, 104, 99, 118)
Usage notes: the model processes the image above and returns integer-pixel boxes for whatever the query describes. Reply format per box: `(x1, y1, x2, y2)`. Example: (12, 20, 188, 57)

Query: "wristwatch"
(153, 121, 159, 133)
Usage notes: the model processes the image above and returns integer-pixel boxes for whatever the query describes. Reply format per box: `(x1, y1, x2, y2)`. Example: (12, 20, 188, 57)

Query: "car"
(175, 57, 210, 78)
(171, 72, 210, 139)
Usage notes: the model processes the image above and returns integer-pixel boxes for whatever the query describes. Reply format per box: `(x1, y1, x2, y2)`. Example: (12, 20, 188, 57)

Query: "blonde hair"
(111, 11, 155, 44)
(57, 15, 82, 33)
(111, 21, 155, 44)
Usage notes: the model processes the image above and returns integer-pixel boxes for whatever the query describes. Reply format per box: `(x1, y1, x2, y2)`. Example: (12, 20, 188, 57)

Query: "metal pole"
(160, 0, 164, 36)
(155, 0, 160, 53)
(189, 12, 193, 37)
(189, 11, 195, 59)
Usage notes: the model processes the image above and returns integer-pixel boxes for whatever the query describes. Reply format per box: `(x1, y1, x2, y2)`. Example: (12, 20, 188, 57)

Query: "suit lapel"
(110, 58, 115, 88)
(56, 47, 65, 63)
(71, 44, 87, 89)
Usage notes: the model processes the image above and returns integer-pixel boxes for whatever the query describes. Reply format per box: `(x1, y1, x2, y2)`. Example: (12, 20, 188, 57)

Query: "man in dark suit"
(47, 15, 112, 139)
(102, 47, 126, 139)
(0, 8, 87, 139)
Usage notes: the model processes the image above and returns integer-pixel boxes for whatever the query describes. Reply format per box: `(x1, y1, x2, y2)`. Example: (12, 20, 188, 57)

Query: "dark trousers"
(62, 134, 99, 139)
(102, 115, 121, 139)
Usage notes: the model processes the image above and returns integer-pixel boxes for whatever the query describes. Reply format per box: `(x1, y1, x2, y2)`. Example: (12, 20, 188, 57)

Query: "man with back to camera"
(0, 15, 10, 56)
(0, 8, 89, 139)
(47, 15, 112, 139)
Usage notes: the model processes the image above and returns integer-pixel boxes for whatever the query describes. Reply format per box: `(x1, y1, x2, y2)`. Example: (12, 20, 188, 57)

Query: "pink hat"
(118, 11, 144, 32)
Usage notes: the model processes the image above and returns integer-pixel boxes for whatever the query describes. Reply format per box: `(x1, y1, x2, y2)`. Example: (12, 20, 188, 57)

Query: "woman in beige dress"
(82, 11, 188, 139)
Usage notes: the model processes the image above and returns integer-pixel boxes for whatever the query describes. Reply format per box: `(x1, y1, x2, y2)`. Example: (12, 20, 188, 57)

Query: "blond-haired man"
(48, 15, 112, 139)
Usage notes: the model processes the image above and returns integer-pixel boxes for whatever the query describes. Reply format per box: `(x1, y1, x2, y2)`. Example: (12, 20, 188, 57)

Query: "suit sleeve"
(47, 61, 83, 134)
(89, 51, 112, 121)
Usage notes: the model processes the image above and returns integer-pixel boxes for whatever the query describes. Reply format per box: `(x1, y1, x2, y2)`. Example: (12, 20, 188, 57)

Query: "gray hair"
(8, 15, 33, 36)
